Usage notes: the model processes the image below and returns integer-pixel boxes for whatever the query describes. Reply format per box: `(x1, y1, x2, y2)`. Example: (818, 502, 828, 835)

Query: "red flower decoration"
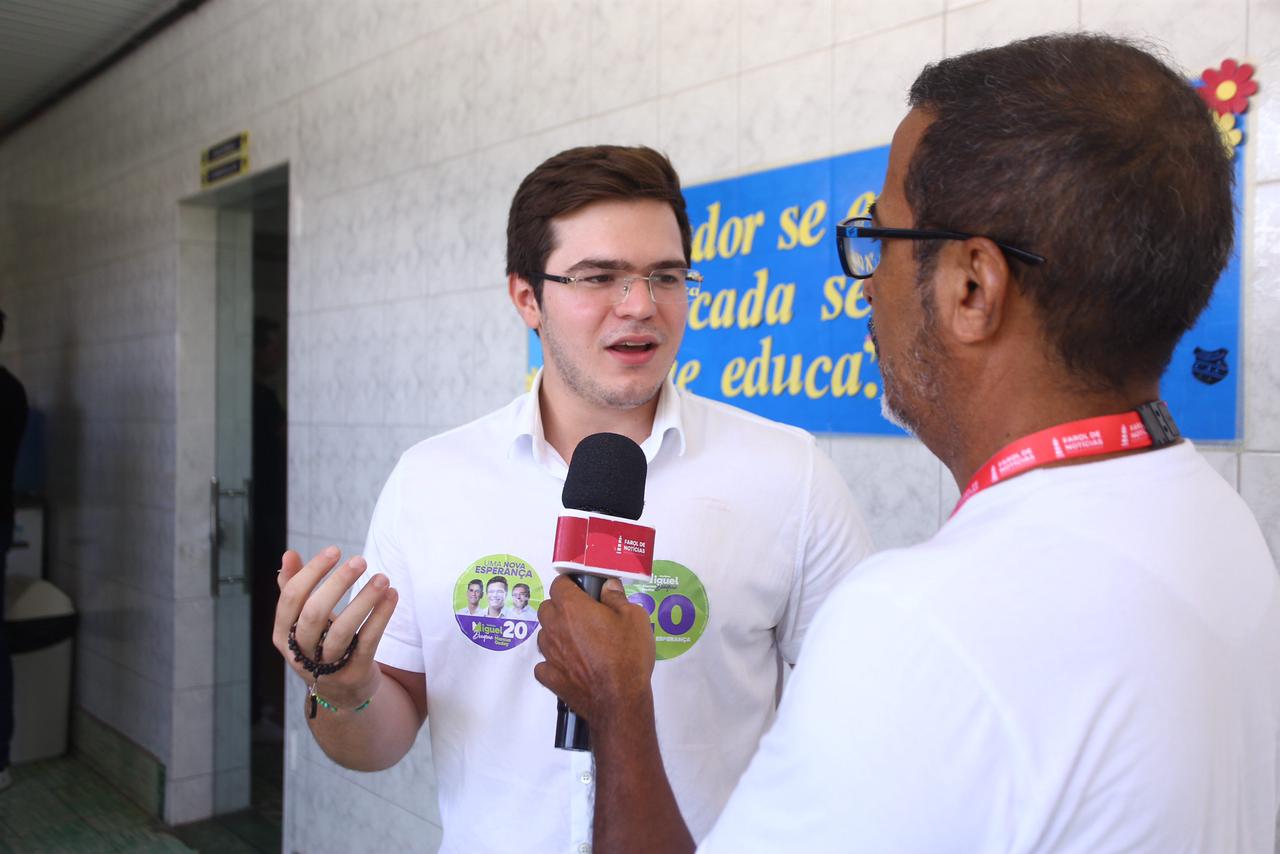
(1199, 60, 1258, 116)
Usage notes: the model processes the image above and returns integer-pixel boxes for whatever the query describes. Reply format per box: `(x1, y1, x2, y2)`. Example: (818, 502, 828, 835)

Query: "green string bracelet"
(307, 681, 372, 717)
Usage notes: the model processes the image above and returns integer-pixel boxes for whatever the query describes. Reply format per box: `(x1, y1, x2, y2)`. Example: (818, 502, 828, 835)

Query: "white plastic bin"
(5, 575, 76, 763)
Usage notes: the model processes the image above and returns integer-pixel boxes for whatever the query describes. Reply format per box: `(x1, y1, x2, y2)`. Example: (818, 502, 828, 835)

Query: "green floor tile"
(0, 749, 281, 853)
(169, 818, 263, 854)
(123, 841, 201, 854)
(0, 756, 195, 853)
(102, 827, 196, 853)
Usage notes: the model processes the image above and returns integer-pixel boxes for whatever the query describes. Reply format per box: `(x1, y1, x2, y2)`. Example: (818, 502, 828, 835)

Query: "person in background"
(251, 318, 287, 731)
(0, 309, 30, 792)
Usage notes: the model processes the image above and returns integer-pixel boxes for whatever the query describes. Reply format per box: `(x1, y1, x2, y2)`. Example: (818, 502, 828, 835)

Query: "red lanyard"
(952, 402, 1180, 516)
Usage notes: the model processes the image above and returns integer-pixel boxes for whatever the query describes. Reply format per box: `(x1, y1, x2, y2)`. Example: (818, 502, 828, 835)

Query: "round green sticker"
(453, 554, 543, 651)
(624, 560, 709, 661)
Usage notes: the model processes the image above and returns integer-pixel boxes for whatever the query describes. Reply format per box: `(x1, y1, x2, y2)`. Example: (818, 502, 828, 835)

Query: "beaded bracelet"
(288, 620, 363, 719)
(287, 620, 358, 677)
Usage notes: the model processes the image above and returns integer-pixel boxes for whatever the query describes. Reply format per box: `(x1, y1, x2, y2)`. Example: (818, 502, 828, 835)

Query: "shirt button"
(578, 844, 592, 854)
(579, 771, 593, 785)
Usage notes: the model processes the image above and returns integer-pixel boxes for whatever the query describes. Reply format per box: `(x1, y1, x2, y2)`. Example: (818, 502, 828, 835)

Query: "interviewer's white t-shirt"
(703, 441, 1280, 853)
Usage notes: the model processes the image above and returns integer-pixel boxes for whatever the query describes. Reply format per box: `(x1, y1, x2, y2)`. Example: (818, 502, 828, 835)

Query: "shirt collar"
(507, 369, 687, 473)
(644, 372, 687, 461)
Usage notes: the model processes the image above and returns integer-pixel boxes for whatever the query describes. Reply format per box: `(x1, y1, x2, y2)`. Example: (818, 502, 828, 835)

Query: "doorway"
(176, 165, 288, 849)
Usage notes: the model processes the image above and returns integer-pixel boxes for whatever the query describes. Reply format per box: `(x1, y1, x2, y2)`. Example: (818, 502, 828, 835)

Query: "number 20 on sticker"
(501, 620, 530, 640)
(624, 561, 709, 661)
(628, 592, 697, 635)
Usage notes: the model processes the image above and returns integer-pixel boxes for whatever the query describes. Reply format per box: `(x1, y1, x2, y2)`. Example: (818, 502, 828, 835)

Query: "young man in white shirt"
(272, 145, 874, 851)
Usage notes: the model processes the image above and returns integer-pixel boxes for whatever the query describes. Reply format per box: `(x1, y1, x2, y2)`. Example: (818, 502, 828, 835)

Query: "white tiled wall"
(0, 0, 1276, 846)
(833, 17, 945, 156)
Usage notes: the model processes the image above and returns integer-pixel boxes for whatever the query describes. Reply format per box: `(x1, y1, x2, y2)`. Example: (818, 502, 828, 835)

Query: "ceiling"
(0, 0, 196, 140)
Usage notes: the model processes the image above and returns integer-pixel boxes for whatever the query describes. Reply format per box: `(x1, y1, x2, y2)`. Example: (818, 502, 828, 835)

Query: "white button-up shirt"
(361, 374, 873, 852)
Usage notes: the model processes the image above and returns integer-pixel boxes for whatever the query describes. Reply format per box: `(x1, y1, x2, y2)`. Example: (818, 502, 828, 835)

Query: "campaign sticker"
(453, 554, 543, 652)
(624, 560, 709, 661)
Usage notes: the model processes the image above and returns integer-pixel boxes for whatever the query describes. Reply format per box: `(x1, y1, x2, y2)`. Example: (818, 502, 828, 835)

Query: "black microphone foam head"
(562, 432, 647, 520)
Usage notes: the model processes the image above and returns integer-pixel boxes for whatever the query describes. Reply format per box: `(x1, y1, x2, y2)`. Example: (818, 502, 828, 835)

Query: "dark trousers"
(0, 515, 13, 768)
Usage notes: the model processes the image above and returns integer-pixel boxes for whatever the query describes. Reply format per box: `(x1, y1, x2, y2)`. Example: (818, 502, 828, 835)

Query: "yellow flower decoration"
(1214, 112, 1242, 159)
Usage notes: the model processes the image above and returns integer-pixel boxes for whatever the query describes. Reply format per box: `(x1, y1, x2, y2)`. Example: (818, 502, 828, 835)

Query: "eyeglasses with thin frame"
(835, 216, 1046, 280)
(530, 267, 704, 305)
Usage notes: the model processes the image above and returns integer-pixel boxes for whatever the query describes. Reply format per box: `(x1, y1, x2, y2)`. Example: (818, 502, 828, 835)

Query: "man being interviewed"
(534, 35, 1280, 853)
(272, 145, 874, 851)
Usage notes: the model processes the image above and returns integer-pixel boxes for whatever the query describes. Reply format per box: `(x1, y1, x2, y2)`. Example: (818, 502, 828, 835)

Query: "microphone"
(552, 432, 655, 751)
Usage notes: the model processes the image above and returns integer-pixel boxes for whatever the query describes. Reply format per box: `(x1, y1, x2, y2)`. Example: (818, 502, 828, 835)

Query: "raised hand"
(272, 546, 399, 713)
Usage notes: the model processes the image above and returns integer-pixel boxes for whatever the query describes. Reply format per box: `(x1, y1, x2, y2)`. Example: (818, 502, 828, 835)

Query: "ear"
(509, 273, 542, 331)
(934, 237, 1010, 345)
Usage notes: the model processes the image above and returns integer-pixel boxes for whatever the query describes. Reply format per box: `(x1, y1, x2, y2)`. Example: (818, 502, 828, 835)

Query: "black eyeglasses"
(835, 216, 1046, 280)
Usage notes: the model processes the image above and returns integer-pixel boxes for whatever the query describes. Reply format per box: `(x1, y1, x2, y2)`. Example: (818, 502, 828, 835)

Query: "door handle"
(210, 476, 253, 596)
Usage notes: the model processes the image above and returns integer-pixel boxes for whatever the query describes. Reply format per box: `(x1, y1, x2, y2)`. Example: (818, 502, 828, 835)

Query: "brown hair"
(506, 145, 692, 302)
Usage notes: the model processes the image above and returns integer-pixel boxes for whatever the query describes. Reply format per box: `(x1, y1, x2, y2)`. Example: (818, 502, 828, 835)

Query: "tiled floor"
(0, 742, 282, 853)
(170, 741, 283, 853)
(0, 755, 190, 853)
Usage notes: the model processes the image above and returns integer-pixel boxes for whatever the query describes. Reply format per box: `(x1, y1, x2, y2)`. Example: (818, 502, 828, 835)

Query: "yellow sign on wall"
(199, 132, 250, 187)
